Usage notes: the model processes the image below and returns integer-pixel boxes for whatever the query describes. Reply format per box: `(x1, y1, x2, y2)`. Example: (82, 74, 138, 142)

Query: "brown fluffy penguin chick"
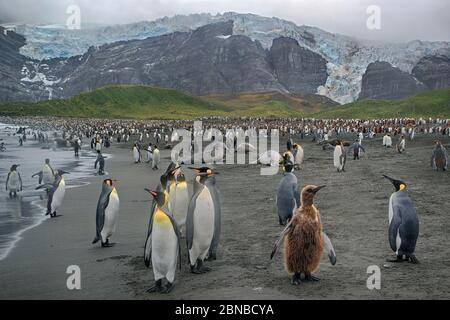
(284, 185, 326, 284)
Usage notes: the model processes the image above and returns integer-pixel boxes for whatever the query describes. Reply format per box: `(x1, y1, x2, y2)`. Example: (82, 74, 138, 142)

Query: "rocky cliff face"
(270, 37, 328, 94)
(412, 55, 450, 90)
(0, 21, 329, 102)
(358, 61, 427, 100)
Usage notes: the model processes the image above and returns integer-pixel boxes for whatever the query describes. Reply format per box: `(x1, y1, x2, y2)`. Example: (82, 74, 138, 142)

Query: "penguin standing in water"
(92, 179, 120, 247)
(383, 175, 419, 264)
(333, 140, 346, 172)
(276, 159, 300, 225)
(144, 188, 181, 294)
(6, 164, 22, 198)
(271, 185, 336, 284)
(186, 167, 221, 273)
(431, 141, 448, 171)
(37, 169, 69, 218)
(32, 158, 55, 185)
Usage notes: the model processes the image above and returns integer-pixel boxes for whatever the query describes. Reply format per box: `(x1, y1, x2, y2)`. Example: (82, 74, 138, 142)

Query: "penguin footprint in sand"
(271, 185, 336, 285)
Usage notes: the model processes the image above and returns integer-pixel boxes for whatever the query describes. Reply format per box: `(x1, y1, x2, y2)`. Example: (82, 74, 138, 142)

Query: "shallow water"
(0, 123, 108, 260)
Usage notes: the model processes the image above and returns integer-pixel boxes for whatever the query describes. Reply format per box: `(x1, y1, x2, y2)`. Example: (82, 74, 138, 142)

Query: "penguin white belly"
(133, 148, 140, 162)
(152, 215, 179, 282)
(152, 151, 160, 166)
(295, 148, 304, 165)
(51, 179, 66, 213)
(7, 172, 20, 191)
(333, 147, 343, 170)
(43, 167, 54, 184)
(101, 190, 120, 241)
(190, 188, 215, 264)
(172, 183, 189, 228)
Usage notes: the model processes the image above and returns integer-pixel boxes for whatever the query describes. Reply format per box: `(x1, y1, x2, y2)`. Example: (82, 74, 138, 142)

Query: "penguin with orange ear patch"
(383, 175, 419, 264)
(144, 187, 181, 294)
(271, 185, 336, 285)
(186, 167, 221, 273)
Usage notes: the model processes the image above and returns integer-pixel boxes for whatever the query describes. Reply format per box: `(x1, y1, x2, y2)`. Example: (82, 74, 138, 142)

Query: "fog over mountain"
(0, 0, 449, 42)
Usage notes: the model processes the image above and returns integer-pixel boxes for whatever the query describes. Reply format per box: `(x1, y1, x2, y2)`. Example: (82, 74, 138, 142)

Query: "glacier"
(4, 12, 450, 104)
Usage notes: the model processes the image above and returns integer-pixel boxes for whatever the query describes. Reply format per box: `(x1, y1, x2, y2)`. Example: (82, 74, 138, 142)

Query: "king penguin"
(186, 167, 221, 273)
(92, 179, 120, 247)
(383, 175, 419, 264)
(431, 141, 448, 171)
(271, 185, 336, 284)
(276, 159, 300, 225)
(36, 169, 69, 218)
(144, 187, 181, 294)
(333, 140, 346, 172)
(292, 144, 304, 169)
(6, 164, 22, 198)
(132, 144, 141, 163)
(166, 165, 190, 234)
(32, 158, 55, 185)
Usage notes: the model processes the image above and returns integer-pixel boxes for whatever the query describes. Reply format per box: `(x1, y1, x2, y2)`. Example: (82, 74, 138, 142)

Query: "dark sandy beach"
(1, 134, 450, 299)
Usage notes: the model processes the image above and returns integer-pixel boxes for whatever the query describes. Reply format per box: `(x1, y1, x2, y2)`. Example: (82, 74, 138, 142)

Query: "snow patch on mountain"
(4, 12, 450, 104)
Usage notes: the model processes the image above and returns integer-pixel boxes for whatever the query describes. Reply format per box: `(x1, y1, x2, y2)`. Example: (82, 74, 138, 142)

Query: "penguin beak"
(382, 175, 395, 183)
(144, 188, 158, 197)
(61, 171, 70, 175)
(312, 185, 326, 194)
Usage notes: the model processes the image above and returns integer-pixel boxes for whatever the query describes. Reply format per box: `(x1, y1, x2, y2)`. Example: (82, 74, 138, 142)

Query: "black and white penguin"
(36, 169, 69, 218)
(6, 164, 22, 198)
(92, 179, 120, 247)
(186, 167, 221, 273)
(383, 175, 420, 264)
(144, 188, 181, 294)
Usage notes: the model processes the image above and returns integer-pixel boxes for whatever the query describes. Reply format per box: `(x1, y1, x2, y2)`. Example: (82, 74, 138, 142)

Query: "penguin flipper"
(270, 223, 292, 260)
(209, 187, 221, 258)
(186, 187, 202, 252)
(388, 207, 403, 252)
(323, 232, 337, 265)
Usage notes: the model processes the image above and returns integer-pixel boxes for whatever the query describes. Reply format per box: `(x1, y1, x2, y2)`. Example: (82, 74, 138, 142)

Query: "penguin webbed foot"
(386, 255, 406, 263)
(101, 240, 116, 248)
(408, 255, 420, 264)
(206, 252, 217, 261)
(305, 273, 320, 282)
(291, 273, 301, 285)
(161, 282, 174, 294)
(146, 280, 162, 293)
(191, 260, 211, 274)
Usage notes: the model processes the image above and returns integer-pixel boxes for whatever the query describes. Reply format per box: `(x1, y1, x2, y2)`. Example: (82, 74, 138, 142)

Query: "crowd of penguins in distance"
(4, 116, 450, 293)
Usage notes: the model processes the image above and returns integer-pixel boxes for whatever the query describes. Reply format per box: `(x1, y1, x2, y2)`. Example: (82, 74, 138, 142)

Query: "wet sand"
(1, 134, 450, 299)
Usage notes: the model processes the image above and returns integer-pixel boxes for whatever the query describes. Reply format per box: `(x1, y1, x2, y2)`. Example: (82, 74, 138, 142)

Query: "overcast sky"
(0, 0, 448, 42)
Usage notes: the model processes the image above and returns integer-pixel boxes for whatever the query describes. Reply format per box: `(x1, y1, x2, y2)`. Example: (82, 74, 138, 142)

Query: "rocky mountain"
(359, 61, 427, 100)
(412, 55, 450, 90)
(0, 21, 329, 102)
(4, 12, 450, 104)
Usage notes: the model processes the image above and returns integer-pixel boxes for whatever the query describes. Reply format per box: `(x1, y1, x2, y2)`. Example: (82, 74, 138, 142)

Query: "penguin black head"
(144, 188, 167, 207)
(45, 158, 50, 164)
(383, 175, 406, 192)
(56, 169, 70, 176)
(104, 179, 114, 187)
(10, 164, 19, 171)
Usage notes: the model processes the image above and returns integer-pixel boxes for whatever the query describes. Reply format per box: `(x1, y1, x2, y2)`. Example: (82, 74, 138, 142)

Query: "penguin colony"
(8, 125, 445, 294)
